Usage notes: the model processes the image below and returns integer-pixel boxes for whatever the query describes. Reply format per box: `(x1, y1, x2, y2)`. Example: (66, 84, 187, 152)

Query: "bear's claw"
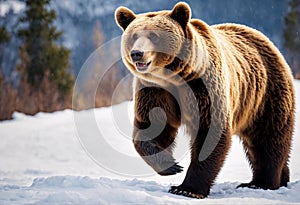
(158, 163, 183, 176)
(168, 185, 205, 199)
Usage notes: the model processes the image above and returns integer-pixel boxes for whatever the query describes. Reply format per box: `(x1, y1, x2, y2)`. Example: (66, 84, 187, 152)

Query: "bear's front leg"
(132, 85, 182, 175)
(133, 123, 182, 175)
(169, 131, 231, 198)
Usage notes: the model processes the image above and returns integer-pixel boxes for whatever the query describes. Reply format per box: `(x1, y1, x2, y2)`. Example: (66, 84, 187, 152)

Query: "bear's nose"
(131, 50, 144, 62)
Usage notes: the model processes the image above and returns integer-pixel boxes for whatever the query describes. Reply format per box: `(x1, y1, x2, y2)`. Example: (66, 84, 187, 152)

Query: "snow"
(0, 80, 299, 204)
(1, 177, 300, 205)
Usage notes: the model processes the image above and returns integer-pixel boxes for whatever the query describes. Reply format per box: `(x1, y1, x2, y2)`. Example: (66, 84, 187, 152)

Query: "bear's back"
(200, 22, 294, 133)
(212, 23, 292, 78)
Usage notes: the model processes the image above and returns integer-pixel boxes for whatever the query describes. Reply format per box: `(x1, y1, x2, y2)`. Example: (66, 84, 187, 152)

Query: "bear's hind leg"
(280, 163, 290, 187)
(238, 123, 292, 190)
(237, 145, 286, 190)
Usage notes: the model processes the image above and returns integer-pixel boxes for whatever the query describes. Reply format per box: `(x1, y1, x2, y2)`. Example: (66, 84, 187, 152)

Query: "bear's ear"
(170, 2, 191, 29)
(115, 6, 136, 31)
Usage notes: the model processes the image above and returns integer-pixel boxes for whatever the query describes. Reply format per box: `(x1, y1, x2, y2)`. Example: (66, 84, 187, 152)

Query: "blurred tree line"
(0, 0, 130, 120)
(1, 0, 73, 120)
(72, 20, 132, 111)
(0, 0, 299, 121)
(284, 0, 300, 79)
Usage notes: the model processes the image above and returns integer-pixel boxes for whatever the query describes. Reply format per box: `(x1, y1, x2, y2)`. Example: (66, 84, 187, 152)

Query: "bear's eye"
(132, 33, 138, 42)
(149, 32, 159, 43)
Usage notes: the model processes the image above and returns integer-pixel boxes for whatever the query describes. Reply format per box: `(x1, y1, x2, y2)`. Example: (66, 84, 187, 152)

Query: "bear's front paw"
(168, 185, 205, 199)
(158, 163, 183, 176)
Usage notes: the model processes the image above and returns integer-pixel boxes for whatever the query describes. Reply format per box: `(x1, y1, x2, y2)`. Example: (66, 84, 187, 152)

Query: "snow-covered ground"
(0, 80, 299, 204)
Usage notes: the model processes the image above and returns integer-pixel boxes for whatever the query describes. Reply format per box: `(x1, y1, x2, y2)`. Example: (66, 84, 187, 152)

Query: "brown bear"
(115, 2, 295, 199)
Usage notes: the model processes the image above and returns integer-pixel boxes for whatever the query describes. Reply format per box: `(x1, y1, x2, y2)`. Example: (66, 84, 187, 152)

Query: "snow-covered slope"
(0, 80, 299, 204)
(1, 176, 300, 205)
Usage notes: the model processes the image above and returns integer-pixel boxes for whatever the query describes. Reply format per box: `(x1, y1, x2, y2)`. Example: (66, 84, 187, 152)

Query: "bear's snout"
(131, 50, 144, 62)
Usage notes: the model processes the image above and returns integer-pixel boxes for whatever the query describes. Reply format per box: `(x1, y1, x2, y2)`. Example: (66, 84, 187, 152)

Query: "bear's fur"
(115, 2, 295, 199)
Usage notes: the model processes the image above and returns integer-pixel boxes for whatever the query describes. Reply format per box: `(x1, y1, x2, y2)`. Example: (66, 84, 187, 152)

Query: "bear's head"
(115, 2, 193, 85)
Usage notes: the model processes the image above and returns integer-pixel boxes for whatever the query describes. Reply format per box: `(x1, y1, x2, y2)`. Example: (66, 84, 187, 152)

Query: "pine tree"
(0, 26, 10, 44)
(18, 0, 73, 94)
(0, 25, 10, 63)
(283, 0, 300, 78)
(0, 27, 15, 120)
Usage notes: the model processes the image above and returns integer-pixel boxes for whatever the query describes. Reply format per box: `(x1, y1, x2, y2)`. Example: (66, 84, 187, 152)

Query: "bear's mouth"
(135, 61, 151, 72)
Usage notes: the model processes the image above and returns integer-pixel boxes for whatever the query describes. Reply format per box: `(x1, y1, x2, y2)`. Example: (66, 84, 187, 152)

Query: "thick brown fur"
(115, 2, 295, 199)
